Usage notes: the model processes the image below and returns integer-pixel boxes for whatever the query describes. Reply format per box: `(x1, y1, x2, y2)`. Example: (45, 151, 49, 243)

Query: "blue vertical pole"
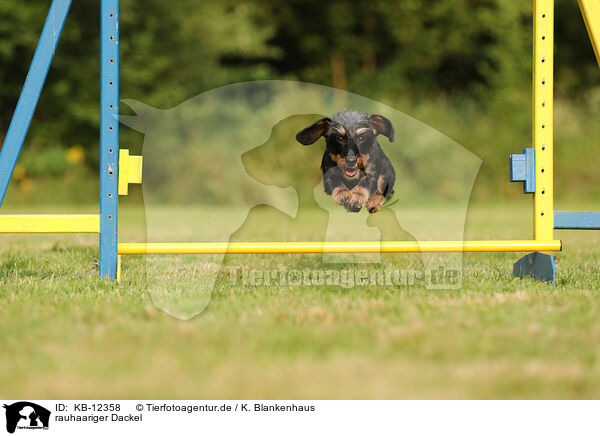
(0, 0, 72, 206)
(99, 0, 119, 279)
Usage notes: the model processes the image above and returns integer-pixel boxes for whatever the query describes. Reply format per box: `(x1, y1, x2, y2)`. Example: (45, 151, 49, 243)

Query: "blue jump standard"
(99, 0, 120, 280)
(0, 0, 73, 206)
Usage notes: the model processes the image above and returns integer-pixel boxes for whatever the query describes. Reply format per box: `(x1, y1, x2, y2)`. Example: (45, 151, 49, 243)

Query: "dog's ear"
(296, 117, 332, 145)
(368, 114, 395, 142)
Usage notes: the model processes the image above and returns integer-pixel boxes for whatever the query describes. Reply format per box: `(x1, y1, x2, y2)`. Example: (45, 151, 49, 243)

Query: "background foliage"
(0, 0, 599, 204)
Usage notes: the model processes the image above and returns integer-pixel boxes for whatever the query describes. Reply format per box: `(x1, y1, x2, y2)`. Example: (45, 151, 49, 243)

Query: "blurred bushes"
(0, 0, 599, 205)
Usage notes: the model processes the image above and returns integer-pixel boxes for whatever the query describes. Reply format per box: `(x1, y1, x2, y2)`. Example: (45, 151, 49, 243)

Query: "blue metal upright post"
(0, 0, 72, 206)
(99, 0, 119, 279)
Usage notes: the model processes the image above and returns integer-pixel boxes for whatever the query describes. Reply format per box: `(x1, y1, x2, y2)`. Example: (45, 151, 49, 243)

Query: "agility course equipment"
(116, 241, 562, 255)
(1, 0, 599, 283)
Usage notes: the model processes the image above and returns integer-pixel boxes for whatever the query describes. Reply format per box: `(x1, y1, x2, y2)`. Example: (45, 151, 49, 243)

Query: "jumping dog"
(296, 110, 395, 213)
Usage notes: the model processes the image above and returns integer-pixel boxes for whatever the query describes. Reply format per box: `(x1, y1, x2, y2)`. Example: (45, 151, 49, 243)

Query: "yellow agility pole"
(532, 0, 554, 241)
(117, 240, 562, 255)
(578, 0, 600, 68)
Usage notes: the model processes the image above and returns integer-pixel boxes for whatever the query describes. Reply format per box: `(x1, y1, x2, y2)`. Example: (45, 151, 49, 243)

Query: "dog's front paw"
(345, 186, 369, 212)
(345, 200, 363, 213)
(332, 186, 368, 212)
(367, 194, 385, 213)
(332, 186, 353, 207)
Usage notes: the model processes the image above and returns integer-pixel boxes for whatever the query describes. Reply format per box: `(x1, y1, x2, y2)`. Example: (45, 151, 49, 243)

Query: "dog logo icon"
(3, 402, 50, 434)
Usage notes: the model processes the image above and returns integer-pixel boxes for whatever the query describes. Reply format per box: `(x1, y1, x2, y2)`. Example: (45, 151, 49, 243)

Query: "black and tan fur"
(296, 110, 395, 213)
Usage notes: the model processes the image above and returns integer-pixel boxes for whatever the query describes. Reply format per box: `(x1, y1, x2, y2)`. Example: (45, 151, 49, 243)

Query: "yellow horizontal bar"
(0, 214, 100, 233)
(118, 240, 562, 255)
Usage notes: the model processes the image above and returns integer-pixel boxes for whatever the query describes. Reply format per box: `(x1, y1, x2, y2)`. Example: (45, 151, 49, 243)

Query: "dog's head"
(295, 110, 394, 180)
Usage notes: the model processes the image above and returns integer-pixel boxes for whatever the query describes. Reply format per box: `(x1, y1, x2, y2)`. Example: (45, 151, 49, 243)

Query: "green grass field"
(2, 202, 600, 399)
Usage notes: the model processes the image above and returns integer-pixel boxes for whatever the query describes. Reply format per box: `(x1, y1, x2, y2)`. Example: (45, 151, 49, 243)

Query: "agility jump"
(0, 0, 599, 283)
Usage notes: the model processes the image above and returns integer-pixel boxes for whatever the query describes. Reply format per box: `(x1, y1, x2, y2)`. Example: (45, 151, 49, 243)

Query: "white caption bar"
(0, 400, 597, 435)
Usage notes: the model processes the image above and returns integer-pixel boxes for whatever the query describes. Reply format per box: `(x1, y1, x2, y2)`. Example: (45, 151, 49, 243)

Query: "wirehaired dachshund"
(296, 110, 395, 213)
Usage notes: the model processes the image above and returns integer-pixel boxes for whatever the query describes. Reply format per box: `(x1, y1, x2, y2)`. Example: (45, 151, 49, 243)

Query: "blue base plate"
(513, 252, 556, 285)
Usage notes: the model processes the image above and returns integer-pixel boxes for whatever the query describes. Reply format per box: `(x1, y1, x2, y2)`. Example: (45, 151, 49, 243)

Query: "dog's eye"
(359, 134, 368, 142)
(336, 135, 344, 142)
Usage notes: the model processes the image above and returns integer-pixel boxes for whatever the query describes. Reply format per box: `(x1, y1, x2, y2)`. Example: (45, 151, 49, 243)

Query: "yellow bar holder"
(118, 149, 143, 195)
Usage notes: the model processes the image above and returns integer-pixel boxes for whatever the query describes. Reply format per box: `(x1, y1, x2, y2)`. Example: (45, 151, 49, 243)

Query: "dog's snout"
(346, 150, 357, 166)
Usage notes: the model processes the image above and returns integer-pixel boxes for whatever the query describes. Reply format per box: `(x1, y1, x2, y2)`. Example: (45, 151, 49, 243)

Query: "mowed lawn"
(1, 202, 600, 399)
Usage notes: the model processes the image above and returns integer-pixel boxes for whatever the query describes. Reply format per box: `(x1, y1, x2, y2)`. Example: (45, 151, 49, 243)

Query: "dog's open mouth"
(345, 168, 358, 177)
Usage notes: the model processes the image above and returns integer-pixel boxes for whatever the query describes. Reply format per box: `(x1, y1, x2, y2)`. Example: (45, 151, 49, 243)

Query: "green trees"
(0, 0, 598, 203)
